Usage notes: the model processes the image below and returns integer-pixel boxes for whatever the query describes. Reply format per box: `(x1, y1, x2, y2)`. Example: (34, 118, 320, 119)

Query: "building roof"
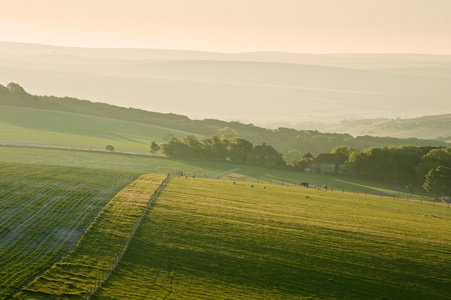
(312, 153, 348, 164)
(249, 143, 281, 156)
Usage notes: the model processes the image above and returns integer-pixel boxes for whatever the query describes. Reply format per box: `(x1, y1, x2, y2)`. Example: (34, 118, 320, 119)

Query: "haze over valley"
(1, 42, 451, 130)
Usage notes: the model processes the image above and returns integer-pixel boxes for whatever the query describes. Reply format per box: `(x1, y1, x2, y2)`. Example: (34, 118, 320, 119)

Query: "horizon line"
(2, 40, 451, 57)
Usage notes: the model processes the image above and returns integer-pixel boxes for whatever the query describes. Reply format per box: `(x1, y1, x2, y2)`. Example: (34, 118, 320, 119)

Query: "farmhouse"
(247, 143, 283, 166)
(310, 153, 348, 174)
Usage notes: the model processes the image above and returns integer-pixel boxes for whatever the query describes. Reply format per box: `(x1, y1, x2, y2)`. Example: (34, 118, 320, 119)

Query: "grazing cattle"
(233, 181, 236, 184)
(300, 182, 309, 188)
(264, 186, 266, 189)
(250, 185, 254, 188)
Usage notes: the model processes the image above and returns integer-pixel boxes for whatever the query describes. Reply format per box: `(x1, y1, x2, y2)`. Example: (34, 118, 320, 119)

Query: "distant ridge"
(1, 82, 448, 157)
(1, 42, 451, 125)
(2, 41, 451, 66)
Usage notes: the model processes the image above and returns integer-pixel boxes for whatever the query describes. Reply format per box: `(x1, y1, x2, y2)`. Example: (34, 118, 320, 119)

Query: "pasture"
(0, 146, 436, 202)
(0, 105, 202, 154)
(17, 173, 167, 299)
(0, 163, 140, 299)
(94, 177, 451, 299)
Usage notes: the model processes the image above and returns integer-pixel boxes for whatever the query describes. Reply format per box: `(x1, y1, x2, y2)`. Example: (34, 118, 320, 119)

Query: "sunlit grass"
(95, 178, 451, 299)
(16, 173, 167, 299)
(0, 146, 437, 204)
(0, 163, 140, 299)
(0, 105, 201, 153)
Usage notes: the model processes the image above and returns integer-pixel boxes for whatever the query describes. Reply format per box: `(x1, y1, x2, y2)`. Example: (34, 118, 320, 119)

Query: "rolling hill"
(300, 114, 451, 143)
(1, 83, 448, 158)
(0, 163, 141, 299)
(1, 42, 451, 126)
(0, 105, 202, 154)
(14, 176, 450, 299)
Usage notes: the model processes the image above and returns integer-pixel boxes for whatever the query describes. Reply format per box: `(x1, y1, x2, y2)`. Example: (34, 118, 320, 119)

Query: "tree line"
(344, 145, 451, 197)
(289, 145, 451, 197)
(151, 135, 253, 162)
(2, 83, 448, 161)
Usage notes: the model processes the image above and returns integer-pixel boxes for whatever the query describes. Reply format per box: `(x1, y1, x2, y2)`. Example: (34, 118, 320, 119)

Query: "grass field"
(0, 105, 202, 153)
(0, 162, 140, 299)
(16, 173, 167, 299)
(92, 177, 451, 299)
(0, 146, 437, 203)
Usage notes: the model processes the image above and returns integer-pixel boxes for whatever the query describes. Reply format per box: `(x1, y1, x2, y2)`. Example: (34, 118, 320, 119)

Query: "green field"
(0, 146, 436, 203)
(0, 163, 140, 299)
(0, 105, 202, 153)
(93, 177, 451, 299)
(17, 173, 167, 299)
(1, 103, 447, 299)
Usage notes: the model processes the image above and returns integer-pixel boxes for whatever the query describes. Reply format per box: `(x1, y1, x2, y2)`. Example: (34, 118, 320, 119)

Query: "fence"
(82, 174, 170, 299)
(0, 141, 157, 157)
(171, 171, 449, 208)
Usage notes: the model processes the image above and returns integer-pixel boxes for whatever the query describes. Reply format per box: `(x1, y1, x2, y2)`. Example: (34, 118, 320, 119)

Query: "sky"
(1, 0, 451, 54)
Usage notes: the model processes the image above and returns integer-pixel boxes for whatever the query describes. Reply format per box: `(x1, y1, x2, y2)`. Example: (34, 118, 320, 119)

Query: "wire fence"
(172, 171, 449, 208)
(0, 141, 157, 157)
(82, 174, 170, 299)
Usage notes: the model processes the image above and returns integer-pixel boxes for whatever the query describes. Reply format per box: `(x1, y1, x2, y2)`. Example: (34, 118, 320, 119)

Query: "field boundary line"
(82, 174, 170, 299)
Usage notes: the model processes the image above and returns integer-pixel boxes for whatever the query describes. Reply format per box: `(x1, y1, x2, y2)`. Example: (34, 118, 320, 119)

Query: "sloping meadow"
(95, 177, 451, 299)
(16, 173, 167, 299)
(0, 163, 141, 299)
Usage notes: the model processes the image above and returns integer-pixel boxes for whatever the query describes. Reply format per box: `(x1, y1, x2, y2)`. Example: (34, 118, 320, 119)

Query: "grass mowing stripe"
(16, 173, 167, 299)
(0, 163, 140, 299)
(95, 178, 451, 299)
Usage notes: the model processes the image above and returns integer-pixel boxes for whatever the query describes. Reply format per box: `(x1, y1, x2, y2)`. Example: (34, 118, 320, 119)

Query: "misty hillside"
(313, 115, 451, 143)
(1, 83, 448, 159)
(1, 42, 451, 126)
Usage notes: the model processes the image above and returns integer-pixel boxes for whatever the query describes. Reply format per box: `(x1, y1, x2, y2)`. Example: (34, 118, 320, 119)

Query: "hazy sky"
(1, 0, 451, 54)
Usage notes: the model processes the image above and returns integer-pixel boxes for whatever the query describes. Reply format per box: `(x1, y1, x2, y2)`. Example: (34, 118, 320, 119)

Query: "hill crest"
(1, 82, 449, 158)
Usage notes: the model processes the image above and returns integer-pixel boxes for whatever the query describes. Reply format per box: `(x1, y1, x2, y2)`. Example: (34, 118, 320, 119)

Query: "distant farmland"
(0, 105, 202, 154)
(94, 177, 451, 299)
(0, 163, 140, 299)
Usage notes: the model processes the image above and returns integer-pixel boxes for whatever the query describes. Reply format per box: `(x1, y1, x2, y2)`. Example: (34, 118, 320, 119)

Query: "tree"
(285, 150, 302, 162)
(345, 147, 394, 181)
(216, 127, 238, 139)
(423, 165, 451, 198)
(201, 135, 229, 159)
(105, 145, 115, 152)
(160, 137, 189, 158)
(416, 148, 451, 182)
(292, 152, 314, 171)
(331, 145, 355, 157)
(392, 145, 423, 185)
(228, 138, 253, 162)
(182, 135, 203, 158)
(302, 152, 314, 160)
(150, 141, 160, 155)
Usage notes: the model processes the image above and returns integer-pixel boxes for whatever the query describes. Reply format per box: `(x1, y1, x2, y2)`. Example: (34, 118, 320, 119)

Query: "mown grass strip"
(0, 163, 140, 299)
(95, 177, 451, 299)
(15, 173, 167, 299)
